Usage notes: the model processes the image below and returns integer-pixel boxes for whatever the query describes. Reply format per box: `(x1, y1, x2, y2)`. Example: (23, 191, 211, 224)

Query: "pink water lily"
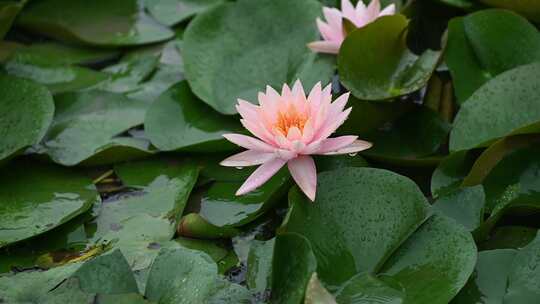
(220, 80, 372, 202)
(308, 0, 396, 54)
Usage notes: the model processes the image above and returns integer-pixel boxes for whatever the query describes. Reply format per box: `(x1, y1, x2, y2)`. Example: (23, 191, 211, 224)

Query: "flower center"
(275, 107, 307, 136)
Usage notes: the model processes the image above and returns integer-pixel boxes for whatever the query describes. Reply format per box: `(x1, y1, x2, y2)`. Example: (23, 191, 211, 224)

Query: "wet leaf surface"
(338, 15, 441, 100)
(183, 0, 324, 114)
(0, 74, 54, 163)
(0, 161, 99, 248)
(17, 0, 174, 46)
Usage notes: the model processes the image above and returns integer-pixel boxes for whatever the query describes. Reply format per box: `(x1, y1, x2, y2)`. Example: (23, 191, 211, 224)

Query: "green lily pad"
(17, 0, 174, 47)
(479, 226, 538, 250)
(175, 237, 238, 274)
(3, 59, 109, 94)
(6, 42, 120, 66)
(461, 134, 540, 187)
(145, 0, 224, 26)
(40, 90, 153, 166)
(98, 51, 160, 94)
(453, 233, 540, 303)
(145, 81, 241, 152)
(0, 1, 25, 39)
(284, 168, 431, 286)
(126, 41, 185, 102)
(314, 154, 369, 173)
(483, 144, 540, 212)
(89, 158, 198, 270)
(362, 106, 451, 162)
(335, 273, 405, 304)
(183, 0, 324, 114)
(0, 262, 82, 303)
(337, 98, 415, 135)
(247, 238, 275, 293)
(284, 168, 476, 302)
(449, 62, 540, 152)
(480, 0, 540, 22)
(0, 74, 54, 163)
(199, 169, 290, 228)
(432, 186, 485, 232)
(0, 161, 99, 248)
(338, 14, 441, 101)
(71, 249, 139, 294)
(446, 9, 540, 104)
(379, 214, 477, 304)
(145, 247, 251, 303)
(271, 233, 317, 304)
(431, 150, 478, 197)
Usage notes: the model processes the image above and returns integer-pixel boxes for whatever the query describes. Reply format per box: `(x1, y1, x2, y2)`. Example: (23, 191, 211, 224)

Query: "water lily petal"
(223, 133, 275, 152)
(315, 135, 358, 154)
(379, 3, 396, 16)
(236, 158, 287, 195)
(314, 107, 352, 141)
(321, 139, 373, 155)
(288, 156, 317, 201)
(307, 41, 341, 54)
(240, 119, 276, 145)
(220, 150, 275, 167)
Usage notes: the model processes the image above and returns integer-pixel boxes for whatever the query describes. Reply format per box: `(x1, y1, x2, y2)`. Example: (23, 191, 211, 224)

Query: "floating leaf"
(271, 233, 317, 304)
(483, 144, 540, 212)
(6, 42, 119, 66)
(17, 0, 174, 46)
(175, 237, 238, 274)
(284, 168, 476, 303)
(338, 15, 441, 100)
(3, 58, 109, 94)
(145, 82, 241, 152)
(145, 0, 224, 26)
(0, 161, 99, 248)
(479, 0, 540, 22)
(479, 226, 538, 250)
(40, 90, 153, 166)
(71, 249, 139, 294)
(461, 134, 540, 187)
(284, 168, 431, 286)
(199, 169, 290, 228)
(0, 74, 54, 163)
(145, 247, 251, 303)
(362, 106, 451, 163)
(247, 238, 274, 293)
(432, 186, 485, 232)
(335, 273, 405, 304)
(0, 263, 82, 303)
(431, 150, 478, 197)
(446, 9, 540, 103)
(183, 0, 323, 114)
(449, 62, 540, 152)
(453, 233, 540, 303)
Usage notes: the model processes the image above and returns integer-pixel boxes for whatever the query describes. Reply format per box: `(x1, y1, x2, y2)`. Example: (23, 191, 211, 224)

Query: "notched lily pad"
(446, 9, 540, 103)
(338, 14, 441, 100)
(450, 62, 540, 152)
(183, 0, 324, 114)
(39, 90, 154, 166)
(0, 161, 99, 249)
(145, 81, 241, 152)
